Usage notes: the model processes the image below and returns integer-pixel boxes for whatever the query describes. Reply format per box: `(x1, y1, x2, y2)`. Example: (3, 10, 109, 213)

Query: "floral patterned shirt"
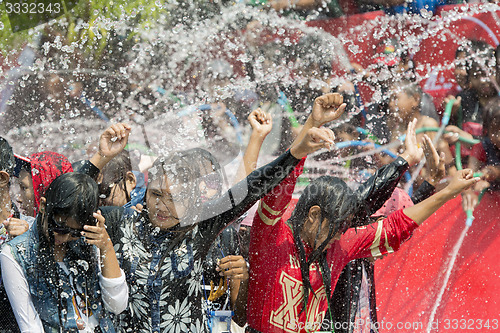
(105, 150, 302, 333)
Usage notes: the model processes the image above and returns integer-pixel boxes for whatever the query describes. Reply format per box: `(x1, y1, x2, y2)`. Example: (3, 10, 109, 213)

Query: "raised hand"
(216, 255, 249, 281)
(422, 134, 446, 186)
(248, 108, 273, 139)
(82, 211, 113, 253)
(444, 169, 481, 199)
(99, 123, 131, 159)
(290, 127, 335, 159)
(400, 118, 423, 166)
(311, 93, 346, 127)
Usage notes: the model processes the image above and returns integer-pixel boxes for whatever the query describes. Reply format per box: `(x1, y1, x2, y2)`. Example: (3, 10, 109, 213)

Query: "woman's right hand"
(290, 127, 335, 159)
(82, 211, 114, 254)
(248, 108, 273, 139)
(399, 118, 423, 167)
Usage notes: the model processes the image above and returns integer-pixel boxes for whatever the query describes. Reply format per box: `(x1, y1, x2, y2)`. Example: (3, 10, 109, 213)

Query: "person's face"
(46, 215, 84, 246)
(389, 90, 418, 121)
(17, 170, 35, 216)
(146, 175, 189, 230)
(98, 172, 136, 207)
(454, 51, 468, 90)
(469, 66, 496, 97)
(312, 218, 341, 251)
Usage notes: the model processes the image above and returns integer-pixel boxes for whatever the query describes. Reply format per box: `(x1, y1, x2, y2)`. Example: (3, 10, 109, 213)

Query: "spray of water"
(426, 224, 470, 333)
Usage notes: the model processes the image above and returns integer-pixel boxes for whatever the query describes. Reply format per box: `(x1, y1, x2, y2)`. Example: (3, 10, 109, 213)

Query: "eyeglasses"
(98, 176, 124, 200)
(50, 216, 84, 237)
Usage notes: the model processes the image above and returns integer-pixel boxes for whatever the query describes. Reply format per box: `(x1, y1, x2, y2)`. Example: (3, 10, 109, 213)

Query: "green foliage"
(0, 0, 165, 63)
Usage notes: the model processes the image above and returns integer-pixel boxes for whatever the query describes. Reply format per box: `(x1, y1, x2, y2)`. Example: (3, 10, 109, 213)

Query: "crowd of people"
(0, 2, 499, 333)
(0, 74, 497, 333)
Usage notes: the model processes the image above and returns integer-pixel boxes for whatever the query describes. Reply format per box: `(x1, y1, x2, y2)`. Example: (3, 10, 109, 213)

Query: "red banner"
(375, 191, 500, 332)
(308, 4, 500, 115)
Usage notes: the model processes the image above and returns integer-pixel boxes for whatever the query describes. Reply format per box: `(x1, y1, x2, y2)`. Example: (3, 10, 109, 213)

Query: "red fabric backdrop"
(374, 192, 500, 332)
(308, 4, 500, 116)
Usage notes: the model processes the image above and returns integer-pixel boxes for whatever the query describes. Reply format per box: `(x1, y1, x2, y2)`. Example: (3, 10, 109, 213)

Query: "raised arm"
(89, 123, 131, 170)
(355, 118, 423, 217)
(197, 127, 335, 251)
(403, 169, 480, 225)
(233, 108, 273, 184)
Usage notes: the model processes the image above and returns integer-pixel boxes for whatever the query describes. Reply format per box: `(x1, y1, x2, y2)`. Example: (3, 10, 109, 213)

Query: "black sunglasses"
(50, 216, 84, 237)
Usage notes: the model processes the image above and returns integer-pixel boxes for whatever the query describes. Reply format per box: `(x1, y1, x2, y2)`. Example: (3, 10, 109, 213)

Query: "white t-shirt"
(0, 245, 128, 333)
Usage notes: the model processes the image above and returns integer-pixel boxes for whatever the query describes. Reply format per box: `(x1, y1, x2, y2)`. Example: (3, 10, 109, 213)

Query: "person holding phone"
(0, 172, 128, 332)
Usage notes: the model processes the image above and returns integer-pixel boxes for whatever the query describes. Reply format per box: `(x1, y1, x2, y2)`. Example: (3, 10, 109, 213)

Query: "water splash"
(426, 224, 470, 333)
(1, 2, 500, 177)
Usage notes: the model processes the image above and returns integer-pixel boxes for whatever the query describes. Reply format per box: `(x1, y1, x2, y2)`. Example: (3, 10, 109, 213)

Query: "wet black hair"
(288, 176, 363, 311)
(43, 172, 98, 228)
(0, 136, 15, 177)
(35, 172, 99, 327)
(98, 150, 133, 205)
(465, 40, 495, 80)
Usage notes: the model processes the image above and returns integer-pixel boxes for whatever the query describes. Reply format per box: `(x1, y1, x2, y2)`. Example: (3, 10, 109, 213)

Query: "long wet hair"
(36, 172, 99, 327)
(141, 148, 226, 241)
(288, 176, 365, 311)
(139, 148, 227, 269)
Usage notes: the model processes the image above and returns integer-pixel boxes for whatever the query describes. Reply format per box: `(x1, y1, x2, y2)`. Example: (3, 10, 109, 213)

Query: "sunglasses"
(50, 216, 84, 237)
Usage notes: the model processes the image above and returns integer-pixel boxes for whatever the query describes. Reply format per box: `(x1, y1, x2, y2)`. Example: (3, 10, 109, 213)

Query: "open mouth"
(156, 214, 172, 222)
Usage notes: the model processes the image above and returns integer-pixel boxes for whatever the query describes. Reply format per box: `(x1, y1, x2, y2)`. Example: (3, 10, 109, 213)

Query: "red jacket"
(247, 161, 418, 333)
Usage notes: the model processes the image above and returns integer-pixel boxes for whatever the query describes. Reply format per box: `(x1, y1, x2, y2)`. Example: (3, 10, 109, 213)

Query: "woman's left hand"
(82, 211, 113, 253)
(216, 255, 249, 281)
